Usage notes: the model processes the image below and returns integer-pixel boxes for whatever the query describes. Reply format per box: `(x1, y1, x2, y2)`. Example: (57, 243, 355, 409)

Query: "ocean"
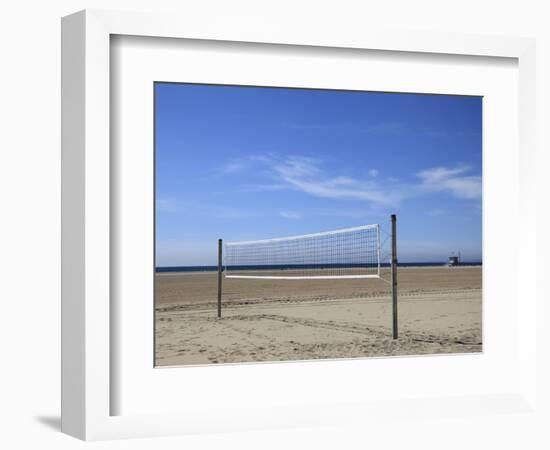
(156, 261, 482, 273)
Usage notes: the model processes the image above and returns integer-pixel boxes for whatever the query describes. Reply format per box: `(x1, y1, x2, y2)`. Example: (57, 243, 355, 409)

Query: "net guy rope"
(217, 215, 398, 339)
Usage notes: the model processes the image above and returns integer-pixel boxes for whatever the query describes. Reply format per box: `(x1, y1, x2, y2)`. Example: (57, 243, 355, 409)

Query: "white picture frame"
(61, 9, 537, 441)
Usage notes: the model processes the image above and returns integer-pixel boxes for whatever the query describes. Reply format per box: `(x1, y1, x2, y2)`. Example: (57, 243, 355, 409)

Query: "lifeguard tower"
(447, 252, 461, 267)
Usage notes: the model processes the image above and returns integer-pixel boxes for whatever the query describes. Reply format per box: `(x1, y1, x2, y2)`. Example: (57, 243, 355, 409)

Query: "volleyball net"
(224, 224, 381, 279)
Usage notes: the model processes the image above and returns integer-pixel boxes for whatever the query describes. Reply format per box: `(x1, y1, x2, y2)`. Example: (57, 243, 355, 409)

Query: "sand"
(155, 266, 482, 366)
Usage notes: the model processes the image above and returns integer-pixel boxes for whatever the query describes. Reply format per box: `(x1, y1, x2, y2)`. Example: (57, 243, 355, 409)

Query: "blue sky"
(155, 83, 482, 266)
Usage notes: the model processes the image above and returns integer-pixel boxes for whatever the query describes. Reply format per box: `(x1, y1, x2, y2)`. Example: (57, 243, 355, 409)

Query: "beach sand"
(155, 266, 482, 366)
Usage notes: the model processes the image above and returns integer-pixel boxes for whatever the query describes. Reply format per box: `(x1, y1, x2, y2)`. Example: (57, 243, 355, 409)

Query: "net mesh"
(224, 224, 380, 279)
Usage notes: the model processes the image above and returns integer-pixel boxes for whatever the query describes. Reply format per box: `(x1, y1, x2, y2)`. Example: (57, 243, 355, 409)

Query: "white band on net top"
(225, 274, 381, 280)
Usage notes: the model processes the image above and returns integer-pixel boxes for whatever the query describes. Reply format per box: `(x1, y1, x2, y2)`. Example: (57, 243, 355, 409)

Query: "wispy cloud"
(217, 154, 481, 208)
(363, 122, 406, 135)
(216, 157, 256, 175)
(287, 121, 407, 136)
(280, 211, 303, 219)
(224, 183, 288, 194)
(269, 156, 402, 206)
(417, 166, 481, 199)
(221, 161, 248, 174)
(312, 207, 388, 219)
(156, 198, 260, 219)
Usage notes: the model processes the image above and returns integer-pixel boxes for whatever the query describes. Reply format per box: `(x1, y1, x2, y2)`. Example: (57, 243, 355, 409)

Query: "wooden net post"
(217, 239, 222, 318)
(391, 215, 398, 339)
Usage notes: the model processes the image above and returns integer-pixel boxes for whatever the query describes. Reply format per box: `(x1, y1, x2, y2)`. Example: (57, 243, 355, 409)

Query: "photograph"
(154, 83, 482, 367)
